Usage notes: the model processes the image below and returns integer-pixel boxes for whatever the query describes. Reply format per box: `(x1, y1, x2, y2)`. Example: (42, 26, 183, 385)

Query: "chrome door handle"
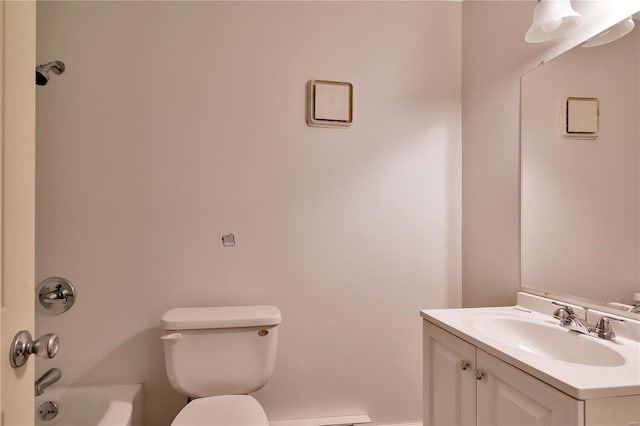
(10, 330, 59, 368)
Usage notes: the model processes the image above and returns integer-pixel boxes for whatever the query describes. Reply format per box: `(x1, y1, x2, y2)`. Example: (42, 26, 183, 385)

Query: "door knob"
(10, 330, 59, 368)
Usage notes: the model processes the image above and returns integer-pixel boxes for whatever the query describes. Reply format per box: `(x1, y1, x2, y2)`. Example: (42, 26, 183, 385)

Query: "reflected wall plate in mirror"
(562, 97, 599, 139)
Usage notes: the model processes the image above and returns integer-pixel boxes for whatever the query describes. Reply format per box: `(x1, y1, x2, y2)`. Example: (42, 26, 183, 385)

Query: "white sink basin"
(471, 316, 625, 367)
(421, 296, 640, 400)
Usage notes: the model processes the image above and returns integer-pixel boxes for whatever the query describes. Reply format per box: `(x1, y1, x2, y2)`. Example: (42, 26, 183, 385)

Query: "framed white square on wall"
(563, 97, 599, 139)
(307, 80, 353, 128)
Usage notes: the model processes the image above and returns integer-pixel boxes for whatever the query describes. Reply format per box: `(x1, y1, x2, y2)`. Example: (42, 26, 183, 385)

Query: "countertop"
(420, 294, 640, 400)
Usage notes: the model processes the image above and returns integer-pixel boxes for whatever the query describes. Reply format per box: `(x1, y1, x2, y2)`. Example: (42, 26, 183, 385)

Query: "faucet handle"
(552, 302, 576, 325)
(551, 301, 576, 315)
(593, 315, 625, 341)
(43, 284, 68, 304)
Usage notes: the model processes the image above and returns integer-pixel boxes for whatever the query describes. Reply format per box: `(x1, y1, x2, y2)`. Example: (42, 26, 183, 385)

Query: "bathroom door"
(0, 1, 37, 424)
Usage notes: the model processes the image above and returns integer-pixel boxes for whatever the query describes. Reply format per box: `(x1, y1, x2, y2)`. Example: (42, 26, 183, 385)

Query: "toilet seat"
(171, 395, 269, 426)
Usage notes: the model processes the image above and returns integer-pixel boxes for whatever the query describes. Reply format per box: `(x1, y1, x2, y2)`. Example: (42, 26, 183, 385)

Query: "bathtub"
(34, 384, 143, 426)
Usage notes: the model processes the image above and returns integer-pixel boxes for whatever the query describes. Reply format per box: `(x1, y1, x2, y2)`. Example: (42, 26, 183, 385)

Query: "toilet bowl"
(161, 305, 281, 425)
(172, 395, 268, 426)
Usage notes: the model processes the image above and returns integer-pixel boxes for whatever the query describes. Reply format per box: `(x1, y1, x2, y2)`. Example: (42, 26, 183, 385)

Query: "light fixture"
(525, 0, 582, 43)
(580, 17, 635, 48)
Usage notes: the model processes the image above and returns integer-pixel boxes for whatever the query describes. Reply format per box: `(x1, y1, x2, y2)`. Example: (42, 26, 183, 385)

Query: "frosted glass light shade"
(525, 0, 582, 43)
(581, 17, 635, 48)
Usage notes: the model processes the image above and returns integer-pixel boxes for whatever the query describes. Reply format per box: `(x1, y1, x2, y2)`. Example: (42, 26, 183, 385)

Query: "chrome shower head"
(36, 61, 65, 86)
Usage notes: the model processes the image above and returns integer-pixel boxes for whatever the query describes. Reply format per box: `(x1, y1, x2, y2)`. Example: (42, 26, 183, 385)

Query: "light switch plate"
(307, 80, 353, 128)
(563, 97, 599, 139)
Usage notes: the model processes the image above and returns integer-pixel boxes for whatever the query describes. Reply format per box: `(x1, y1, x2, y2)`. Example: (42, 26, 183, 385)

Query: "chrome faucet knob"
(553, 308, 573, 325)
(551, 301, 581, 326)
(44, 285, 67, 303)
(551, 301, 576, 315)
(593, 315, 624, 341)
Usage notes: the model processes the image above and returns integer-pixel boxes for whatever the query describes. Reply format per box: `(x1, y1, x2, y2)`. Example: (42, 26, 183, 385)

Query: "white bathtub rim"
(35, 383, 142, 426)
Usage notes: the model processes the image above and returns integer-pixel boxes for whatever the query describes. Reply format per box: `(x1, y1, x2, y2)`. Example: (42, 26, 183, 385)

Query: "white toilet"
(161, 305, 282, 426)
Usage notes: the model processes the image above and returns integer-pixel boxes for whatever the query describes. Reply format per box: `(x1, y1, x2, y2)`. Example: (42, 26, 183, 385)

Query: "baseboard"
(269, 416, 420, 426)
(269, 414, 371, 426)
(376, 423, 421, 426)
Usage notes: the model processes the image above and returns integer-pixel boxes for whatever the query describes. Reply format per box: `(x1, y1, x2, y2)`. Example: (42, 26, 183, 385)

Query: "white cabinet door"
(477, 350, 584, 426)
(423, 321, 477, 426)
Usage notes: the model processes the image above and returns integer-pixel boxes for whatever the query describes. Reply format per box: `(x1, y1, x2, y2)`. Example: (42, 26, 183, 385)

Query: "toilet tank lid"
(161, 306, 281, 330)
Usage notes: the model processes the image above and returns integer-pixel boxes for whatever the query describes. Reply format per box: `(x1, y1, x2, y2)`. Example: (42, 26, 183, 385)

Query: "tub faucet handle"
(35, 368, 62, 396)
(44, 284, 69, 304)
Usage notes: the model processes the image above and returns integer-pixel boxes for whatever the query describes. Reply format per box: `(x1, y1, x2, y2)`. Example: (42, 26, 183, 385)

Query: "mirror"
(521, 16, 640, 318)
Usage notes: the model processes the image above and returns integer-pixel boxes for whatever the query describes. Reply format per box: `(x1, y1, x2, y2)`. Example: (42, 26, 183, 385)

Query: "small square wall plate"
(307, 80, 353, 128)
(563, 97, 599, 139)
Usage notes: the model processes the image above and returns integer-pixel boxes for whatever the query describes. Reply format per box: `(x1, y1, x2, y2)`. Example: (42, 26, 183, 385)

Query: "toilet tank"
(161, 306, 281, 398)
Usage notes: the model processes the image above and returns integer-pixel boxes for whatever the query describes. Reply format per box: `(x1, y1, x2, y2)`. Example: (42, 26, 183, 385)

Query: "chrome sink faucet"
(35, 368, 61, 396)
(552, 302, 625, 341)
(552, 302, 591, 334)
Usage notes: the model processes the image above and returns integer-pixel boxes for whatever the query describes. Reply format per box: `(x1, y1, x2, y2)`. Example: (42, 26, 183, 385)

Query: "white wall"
(521, 29, 640, 304)
(35, 2, 461, 425)
(462, 1, 543, 308)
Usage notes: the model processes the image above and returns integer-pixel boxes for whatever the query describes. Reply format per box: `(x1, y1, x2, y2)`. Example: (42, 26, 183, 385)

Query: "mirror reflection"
(521, 16, 640, 315)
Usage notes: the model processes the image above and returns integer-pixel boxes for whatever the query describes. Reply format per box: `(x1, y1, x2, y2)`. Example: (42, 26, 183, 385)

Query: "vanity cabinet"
(423, 321, 584, 426)
(584, 396, 640, 426)
(476, 349, 583, 425)
(423, 321, 476, 425)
